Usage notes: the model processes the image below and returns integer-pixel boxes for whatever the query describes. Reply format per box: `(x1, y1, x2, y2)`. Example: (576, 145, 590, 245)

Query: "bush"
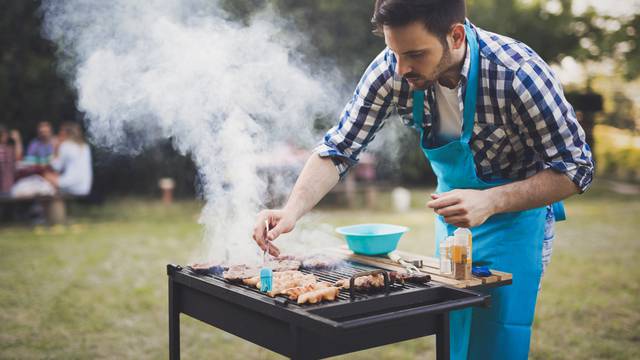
(594, 125, 640, 183)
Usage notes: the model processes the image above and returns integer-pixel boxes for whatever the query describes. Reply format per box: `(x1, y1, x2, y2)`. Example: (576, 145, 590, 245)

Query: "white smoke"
(41, 0, 343, 264)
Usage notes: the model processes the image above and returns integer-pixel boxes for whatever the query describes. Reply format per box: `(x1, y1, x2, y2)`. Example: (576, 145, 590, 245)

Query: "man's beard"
(405, 47, 454, 90)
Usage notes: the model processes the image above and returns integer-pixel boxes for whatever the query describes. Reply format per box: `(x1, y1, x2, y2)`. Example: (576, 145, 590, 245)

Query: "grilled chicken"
(300, 254, 343, 270)
(189, 262, 225, 276)
(389, 271, 431, 284)
(297, 286, 340, 304)
(334, 271, 430, 290)
(222, 259, 301, 282)
(281, 281, 331, 300)
(334, 274, 386, 290)
(265, 259, 301, 272)
(251, 271, 317, 297)
(223, 265, 259, 282)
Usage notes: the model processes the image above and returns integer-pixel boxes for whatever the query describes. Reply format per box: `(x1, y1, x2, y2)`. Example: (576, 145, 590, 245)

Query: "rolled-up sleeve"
(314, 49, 396, 177)
(510, 58, 594, 192)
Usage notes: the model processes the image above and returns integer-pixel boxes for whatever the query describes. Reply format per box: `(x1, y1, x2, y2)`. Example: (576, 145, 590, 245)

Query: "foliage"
(1, 0, 638, 194)
(607, 13, 640, 80)
(600, 91, 638, 131)
(594, 125, 640, 183)
(0, 1, 77, 138)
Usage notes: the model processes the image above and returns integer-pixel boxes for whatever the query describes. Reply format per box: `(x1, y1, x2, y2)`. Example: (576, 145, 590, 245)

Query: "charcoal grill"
(167, 261, 496, 360)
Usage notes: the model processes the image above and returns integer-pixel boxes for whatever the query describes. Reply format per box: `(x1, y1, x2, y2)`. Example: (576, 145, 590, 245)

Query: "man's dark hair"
(372, 0, 466, 43)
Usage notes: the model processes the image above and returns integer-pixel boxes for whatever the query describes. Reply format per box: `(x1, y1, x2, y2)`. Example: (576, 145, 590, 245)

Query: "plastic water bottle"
(440, 236, 453, 275)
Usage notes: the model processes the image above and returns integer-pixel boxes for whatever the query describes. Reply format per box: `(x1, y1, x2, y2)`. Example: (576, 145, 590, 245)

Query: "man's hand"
(252, 209, 298, 257)
(426, 189, 496, 228)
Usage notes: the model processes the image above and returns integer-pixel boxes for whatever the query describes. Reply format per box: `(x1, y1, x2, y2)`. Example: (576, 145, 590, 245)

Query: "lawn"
(0, 179, 638, 359)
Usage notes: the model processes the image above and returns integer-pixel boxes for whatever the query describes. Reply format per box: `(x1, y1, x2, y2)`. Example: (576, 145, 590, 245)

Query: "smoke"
(40, 0, 343, 263)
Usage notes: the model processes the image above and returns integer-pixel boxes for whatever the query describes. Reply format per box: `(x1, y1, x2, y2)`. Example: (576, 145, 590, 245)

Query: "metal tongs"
(387, 251, 423, 274)
(262, 219, 271, 264)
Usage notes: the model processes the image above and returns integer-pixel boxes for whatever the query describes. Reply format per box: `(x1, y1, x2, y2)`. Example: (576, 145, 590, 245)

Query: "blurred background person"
(0, 125, 23, 194)
(24, 121, 56, 166)
(43, 122, 92, 196)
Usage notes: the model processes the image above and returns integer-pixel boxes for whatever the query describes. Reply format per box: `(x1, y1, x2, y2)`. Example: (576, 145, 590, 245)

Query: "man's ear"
(450, 23, 466, 50)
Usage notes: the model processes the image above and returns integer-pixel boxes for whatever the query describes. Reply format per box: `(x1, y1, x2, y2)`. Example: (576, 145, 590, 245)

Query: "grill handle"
(336, 293, 490, 330)
(348, 270, 390, 300)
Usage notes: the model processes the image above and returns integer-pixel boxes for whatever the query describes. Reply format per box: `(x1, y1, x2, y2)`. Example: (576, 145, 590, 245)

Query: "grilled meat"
(334, 274, 385, 290)
(265, 259, 301, 272)
(300, 254, 343, 270)
(251, 271, 317, 297)
(335, 271, 430, 290)
(281, 282, 331, 301)
(188, 262, 226, 276)
(297, 286, 340, 304)
(242, 276, 261, 287)
(389, 271, 431, 284)
(221, 259, 300, 282)
(223, 265, 259, 282)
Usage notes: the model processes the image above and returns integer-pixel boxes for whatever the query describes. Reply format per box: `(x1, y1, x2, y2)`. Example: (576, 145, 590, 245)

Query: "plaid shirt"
(315, 21, 594, 192)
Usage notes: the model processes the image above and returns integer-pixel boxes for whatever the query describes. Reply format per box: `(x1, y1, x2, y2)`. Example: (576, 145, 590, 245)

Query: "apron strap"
(461, 21, 479, 144)
(412, 89, 425, 128)
(552, 201, 566, 222)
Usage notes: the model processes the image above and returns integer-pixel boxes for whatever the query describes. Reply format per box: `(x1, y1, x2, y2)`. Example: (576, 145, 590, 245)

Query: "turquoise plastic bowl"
(336, 223, 409, 255)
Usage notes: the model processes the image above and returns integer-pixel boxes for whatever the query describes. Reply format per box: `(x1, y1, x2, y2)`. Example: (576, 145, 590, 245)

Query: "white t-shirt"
(434, 82, 463, 140)
(51, 141, 92, 196)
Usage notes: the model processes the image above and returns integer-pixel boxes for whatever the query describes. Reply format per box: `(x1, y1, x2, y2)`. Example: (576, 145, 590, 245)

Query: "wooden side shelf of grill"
(327, 246, 512, 289)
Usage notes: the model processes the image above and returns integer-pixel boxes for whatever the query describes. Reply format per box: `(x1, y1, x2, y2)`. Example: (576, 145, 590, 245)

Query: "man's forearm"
(487, 169, 579, 214)
(283, 153, 340, 220)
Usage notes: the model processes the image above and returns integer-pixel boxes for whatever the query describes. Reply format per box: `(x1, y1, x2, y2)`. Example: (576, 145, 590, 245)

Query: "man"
(253, 0, 593, 358)
(25, 121, 56, 165)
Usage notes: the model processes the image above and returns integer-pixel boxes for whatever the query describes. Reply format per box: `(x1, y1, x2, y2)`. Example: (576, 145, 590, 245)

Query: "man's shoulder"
(367, 47, 397, 74)
(475, 25, 545, 75)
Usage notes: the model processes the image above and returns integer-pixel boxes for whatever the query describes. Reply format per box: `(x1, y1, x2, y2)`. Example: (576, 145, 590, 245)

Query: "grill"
(167, 261, 493, 360)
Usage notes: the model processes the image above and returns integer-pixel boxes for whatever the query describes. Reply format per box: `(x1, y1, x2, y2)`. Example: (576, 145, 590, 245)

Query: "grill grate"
(188, 261, 431, 306)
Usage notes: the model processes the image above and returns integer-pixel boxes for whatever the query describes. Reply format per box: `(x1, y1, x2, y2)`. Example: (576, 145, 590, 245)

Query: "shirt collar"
(459, 39, 471, 86)
(458, 20, 474, 86)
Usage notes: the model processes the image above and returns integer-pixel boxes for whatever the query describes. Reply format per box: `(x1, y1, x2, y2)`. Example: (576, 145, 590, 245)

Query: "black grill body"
(167, 262, 493, 360)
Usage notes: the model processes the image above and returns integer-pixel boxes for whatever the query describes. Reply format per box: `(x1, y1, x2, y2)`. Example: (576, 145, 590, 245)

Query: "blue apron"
(413, 22, 565, 359)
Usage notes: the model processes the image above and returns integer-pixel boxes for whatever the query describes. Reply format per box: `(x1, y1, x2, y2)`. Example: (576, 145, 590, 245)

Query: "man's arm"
(429, 56, 593, 228)
(427, 169, 577, 228)
(252, 49, 398, 254)
(252, 154, 339, 256)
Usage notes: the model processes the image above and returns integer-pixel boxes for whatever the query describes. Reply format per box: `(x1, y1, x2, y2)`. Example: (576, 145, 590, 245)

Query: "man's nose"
(396, 57, 411, 77)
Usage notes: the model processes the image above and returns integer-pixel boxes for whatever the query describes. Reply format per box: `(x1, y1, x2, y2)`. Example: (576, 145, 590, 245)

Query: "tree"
(0, 1, 77, 138)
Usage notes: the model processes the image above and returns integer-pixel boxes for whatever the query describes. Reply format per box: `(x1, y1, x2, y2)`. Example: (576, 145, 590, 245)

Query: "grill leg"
(169, 279, 180, 360)
(436, 312, 450, 360)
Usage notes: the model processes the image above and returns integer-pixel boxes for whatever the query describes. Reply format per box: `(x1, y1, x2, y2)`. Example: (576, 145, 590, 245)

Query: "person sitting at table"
(25, 121, 56, 166)
(0, 125, 23, 194)
(42, 122, 92, 196)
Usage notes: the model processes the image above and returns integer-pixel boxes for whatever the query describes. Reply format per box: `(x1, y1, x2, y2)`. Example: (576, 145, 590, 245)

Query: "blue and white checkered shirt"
(315, 21, 594, 193)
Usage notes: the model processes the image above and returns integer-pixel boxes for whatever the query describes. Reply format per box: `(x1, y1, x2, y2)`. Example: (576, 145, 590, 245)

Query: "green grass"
(0, 180, 639, 359)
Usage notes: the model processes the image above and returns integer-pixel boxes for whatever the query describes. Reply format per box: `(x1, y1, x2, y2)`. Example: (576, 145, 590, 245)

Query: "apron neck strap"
(412, 90, 425, 128)
(461, 21, 479, 143)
